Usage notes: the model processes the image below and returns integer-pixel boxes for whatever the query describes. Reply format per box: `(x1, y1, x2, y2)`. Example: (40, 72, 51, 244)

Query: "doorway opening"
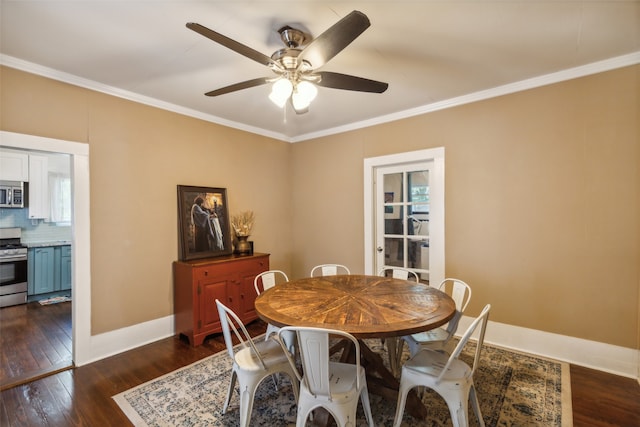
(0, 131, 91, 389)
(363, 148, 445, 284)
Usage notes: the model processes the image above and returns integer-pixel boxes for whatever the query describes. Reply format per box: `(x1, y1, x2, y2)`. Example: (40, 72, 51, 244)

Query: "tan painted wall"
(290, 65, 639, 348)
(1, 66, 293, 334)
(1, 65, 638, 349)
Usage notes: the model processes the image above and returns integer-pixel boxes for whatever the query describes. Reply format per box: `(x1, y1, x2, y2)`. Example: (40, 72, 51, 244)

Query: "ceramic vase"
(236, 235, 251, 255)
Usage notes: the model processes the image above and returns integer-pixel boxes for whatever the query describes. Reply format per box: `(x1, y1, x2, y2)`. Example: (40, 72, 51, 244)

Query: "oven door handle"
(0, 255, 28, 262)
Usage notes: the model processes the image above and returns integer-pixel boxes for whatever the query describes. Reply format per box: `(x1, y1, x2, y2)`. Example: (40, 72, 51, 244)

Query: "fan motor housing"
(271, 48, 306, 70)
(277, 26, 307, 48)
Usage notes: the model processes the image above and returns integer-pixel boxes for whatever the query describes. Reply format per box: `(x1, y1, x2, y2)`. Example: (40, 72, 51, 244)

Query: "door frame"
(1, 131, 92, 366)
(363, 147, 445, 284)
(374, 161, 433, 277)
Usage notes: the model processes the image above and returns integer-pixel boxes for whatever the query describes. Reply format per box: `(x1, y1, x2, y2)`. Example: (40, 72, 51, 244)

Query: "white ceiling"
(1, 1, 639, 142)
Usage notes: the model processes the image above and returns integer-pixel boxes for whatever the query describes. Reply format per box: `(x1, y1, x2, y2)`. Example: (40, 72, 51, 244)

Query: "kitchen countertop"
(23, 241, 72, 248)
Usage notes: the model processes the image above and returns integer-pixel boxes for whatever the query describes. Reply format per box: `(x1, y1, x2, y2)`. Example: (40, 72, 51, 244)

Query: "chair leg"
(325, 400, 358, 427)
(392, 381, 411, 427)
(443, 392, 469, 427)
(223, 370, 237, 414)
(287, 371, 300, 404)
(469, 384, 485, 427)
(296, 405, 313, 427)
(238, 383, 257, 427)
(452, 406, 467, 427)
(360, 384, 375, 427)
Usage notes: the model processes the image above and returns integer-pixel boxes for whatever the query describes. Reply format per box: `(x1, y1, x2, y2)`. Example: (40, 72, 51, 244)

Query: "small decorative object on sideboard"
(231, 210, 254, 255)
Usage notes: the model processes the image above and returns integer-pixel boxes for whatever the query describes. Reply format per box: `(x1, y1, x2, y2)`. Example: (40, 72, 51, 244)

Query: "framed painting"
(177, 185, 232, 260)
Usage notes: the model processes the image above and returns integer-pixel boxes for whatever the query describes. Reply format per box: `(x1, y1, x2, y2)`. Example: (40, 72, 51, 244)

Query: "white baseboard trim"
(458, 316, 639, 380)
(78, 315, 175, 366)
(77, 314, 639, 382)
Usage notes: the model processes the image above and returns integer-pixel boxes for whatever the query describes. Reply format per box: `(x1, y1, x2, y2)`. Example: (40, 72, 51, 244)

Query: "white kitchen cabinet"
(28, 154, 49, 219)
(0, 151, 29, 181)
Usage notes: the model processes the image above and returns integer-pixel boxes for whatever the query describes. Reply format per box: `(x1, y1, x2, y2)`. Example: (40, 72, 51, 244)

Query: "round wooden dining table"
(255, 274, 455, 338)
(254, 274, 456, 422)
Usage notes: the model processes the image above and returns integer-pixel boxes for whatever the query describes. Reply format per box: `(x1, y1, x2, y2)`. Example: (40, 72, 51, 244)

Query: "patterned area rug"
(113, 336, 572, 426)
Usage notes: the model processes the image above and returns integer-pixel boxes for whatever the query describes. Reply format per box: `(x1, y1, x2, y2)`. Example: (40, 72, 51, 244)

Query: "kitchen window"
(49, 172, 71, 225)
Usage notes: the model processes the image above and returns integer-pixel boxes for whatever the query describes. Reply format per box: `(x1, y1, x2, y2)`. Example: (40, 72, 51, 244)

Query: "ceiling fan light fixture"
(291, 80, 318, 111)
(297, 80, 318, 102)
(188, 11, 388, 114)
(269, 78, 293, 107)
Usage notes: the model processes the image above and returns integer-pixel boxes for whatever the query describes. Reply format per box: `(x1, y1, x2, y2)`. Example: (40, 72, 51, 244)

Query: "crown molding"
(0, 55, 292, 142)
(3, 51, 639, 143)
(292, 51, 640, 142)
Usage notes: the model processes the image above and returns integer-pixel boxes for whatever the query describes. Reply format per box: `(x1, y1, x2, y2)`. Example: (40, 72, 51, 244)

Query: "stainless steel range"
(0, 227, 28, 308)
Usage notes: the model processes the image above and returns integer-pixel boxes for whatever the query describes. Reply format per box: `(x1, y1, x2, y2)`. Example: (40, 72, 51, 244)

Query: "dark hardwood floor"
(1, 301, 639, 426)
(0, 301, 73, 391)
(571, 364, 640, 427)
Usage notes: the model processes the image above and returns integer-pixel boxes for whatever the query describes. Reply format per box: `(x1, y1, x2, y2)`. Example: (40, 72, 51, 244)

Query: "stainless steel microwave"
(0, 181, 26, 208)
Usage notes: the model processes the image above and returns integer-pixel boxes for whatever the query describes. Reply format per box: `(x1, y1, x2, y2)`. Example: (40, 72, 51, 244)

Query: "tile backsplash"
(0, 208, 71, 243)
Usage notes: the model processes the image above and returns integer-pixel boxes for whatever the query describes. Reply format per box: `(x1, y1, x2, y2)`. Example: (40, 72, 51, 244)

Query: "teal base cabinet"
(28, 245, 72, 296)
(58, 245, 72, 291)
(28, 247, 56, 295)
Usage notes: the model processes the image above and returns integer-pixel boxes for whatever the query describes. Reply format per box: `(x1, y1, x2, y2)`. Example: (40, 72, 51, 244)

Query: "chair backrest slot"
(254, 270, 289, 295)
(378, 266, 420, 282)
(310, 264, 351, 277)
(279, 326, 362, 395)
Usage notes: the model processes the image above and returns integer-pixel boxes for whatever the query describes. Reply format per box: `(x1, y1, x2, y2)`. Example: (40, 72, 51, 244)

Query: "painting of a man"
(178, 186, 231, 260)
(191, 196, 216, 251)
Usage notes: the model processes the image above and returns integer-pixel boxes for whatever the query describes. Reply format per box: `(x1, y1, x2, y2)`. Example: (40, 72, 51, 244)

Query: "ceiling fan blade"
(315, 72, 388, 93)
(205, 77, 271, 97)
(187, 22, 282, 70)
(297, 10, 370, 69)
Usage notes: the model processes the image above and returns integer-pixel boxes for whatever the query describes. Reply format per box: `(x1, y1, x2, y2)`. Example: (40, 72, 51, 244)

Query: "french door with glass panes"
(364, 148, 444, 285)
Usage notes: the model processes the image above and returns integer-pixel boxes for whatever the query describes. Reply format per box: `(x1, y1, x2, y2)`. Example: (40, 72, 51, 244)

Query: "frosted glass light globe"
(268, 78, 293, 107)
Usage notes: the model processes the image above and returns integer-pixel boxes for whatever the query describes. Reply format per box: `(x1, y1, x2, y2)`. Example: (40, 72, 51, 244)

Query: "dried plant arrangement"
(231, 210, 255, 237)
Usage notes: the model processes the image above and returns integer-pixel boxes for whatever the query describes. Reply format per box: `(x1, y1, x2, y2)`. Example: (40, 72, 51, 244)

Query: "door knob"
(377, 246, 383, 253)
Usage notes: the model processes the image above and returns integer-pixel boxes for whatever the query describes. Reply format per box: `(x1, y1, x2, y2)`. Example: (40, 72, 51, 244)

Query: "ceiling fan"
(186, 10, 388, 114)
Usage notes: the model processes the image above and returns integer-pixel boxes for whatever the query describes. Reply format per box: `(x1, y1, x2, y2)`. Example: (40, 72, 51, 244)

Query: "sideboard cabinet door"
(173, 253, 269, 346)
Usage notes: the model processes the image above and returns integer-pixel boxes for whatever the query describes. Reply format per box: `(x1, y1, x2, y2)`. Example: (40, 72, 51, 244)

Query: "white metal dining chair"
(253, 269, 296, 388)
(401, 277, 472, 358)
(253, 270, 290, 340)
(215, 299, 299, 427)
(378, 266, 420, 282)
(393, 304, 491, 427)
(378, 266, 420, 374)
(309, 263, 351, 277)
(277, 326, 374, 427)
